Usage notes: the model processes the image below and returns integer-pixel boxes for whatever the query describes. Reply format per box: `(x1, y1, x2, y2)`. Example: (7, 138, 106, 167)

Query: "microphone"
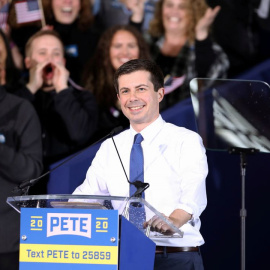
(13, 126, 123, 195)
(111, 135, 149, 198)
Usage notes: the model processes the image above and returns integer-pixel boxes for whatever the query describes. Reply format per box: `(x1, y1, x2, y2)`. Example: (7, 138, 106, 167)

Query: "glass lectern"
(7, 194, 183, 270)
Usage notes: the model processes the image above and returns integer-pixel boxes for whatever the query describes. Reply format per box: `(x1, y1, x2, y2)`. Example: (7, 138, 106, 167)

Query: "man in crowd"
(0, 84, 43, 269)
(14, 30, 98, 193)
(0, 27, 43, 269)
(73, 59, 208, 270)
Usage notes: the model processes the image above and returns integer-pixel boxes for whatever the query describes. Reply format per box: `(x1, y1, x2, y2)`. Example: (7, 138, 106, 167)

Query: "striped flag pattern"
(164, 75, 186, 95)
(15, 0, 41, 24)
(0, 3, 9, 29)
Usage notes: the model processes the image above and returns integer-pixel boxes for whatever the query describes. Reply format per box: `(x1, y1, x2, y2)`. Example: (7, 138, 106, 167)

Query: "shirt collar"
(129, 115, 165, 144)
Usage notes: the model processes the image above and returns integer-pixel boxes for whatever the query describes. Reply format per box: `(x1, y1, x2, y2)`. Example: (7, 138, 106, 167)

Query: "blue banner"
(20, 208, 119, 269)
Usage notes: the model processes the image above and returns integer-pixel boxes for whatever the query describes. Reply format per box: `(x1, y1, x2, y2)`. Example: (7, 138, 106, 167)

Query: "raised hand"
(195, 6, 221, 41)
(52, 62, 69, 93)
(26, 61, 50, 94)
(124, 0, 146, 23)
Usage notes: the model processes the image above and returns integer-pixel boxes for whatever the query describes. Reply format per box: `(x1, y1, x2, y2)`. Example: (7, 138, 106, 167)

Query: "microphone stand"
(13, 126, 123, 196)
(111, 135, 150, 223)
(132, 181, 149, 198)
(228, 147, 259, 270)
(111, 136, 150, 198)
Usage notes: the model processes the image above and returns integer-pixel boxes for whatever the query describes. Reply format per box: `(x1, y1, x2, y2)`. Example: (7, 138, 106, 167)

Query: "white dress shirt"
(73, 115, 208, 247)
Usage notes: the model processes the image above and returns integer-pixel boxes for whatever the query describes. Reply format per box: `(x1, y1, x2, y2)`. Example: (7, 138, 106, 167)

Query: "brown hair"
(0, 29, 21, 90)
(42, 0, 93, 31)
(25, 30, 64, 57)
(83, 25, 151, 108)
(149, 0, 208, 43)
(114, 59, 164, 94)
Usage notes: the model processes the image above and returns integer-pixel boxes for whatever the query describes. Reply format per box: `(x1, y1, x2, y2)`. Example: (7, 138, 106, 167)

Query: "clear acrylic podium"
(7, 194, 183, 270)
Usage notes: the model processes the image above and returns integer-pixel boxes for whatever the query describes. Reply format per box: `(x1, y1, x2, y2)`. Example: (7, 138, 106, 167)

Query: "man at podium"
(73, 59, 208, 270)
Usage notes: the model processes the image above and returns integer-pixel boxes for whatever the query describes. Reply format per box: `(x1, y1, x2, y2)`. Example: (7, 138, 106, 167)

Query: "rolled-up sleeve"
(176, 132, 208, 219)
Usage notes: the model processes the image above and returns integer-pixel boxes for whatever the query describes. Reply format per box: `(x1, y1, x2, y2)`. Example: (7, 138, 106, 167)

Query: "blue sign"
(20, 208, 119, 270)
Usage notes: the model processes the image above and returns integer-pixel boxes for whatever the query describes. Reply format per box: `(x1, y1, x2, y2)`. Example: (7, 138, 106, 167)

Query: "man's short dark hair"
(114, 59, 164, 93)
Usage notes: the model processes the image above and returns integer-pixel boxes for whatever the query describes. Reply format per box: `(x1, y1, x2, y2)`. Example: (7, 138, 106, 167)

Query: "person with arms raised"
(14, 30, 98, 194)
(131, 0, 229, 109)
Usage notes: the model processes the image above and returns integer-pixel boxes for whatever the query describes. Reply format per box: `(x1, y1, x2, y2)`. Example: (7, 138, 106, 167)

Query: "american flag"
(15, 0, 41, 24)
(164, 75, 186, 95)
(0, 3, 9, 29)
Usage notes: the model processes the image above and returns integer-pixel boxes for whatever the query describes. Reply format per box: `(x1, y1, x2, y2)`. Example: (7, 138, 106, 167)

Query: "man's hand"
(144, 214, 177, 235)
(26, 61, 49, 94)
(52, 62, 69, 93)
(144, 209, 192, 235)
(195, 6, 221, 41)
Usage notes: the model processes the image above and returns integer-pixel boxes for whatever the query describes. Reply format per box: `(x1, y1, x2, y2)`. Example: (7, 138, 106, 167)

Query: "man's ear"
(117, 93, 120, 100)
(24, 57, 31, 69)
(0, 68, 6, 85)
(158, 87, 165, 102)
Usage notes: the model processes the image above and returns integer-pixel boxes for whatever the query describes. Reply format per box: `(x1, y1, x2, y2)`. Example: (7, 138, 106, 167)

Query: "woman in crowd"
(8, 0, 101, 83)
(133, 0, 229, 109)
(42, 0, 101, 83)
(82, 25, 151, 139)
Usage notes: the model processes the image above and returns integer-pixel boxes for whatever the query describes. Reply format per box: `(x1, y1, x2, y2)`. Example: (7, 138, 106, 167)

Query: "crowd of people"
(0, 0, 233, 173)
(1, 0, 270, 269)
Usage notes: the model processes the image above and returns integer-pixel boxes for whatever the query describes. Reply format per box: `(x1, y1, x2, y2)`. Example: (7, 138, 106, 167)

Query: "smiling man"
(73, 59, 208, 270)
(117, 69, 163, 131)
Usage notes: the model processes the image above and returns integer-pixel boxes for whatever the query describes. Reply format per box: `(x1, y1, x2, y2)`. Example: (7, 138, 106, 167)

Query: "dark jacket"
(149, 36, 229, 110)
(53, 20, 101, 84)
(14, 85, 98, 165)
(0, 86, 43, 253)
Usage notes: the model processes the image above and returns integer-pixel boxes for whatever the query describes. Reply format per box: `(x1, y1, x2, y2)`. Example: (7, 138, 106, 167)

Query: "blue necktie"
(129, 133, 146, 229)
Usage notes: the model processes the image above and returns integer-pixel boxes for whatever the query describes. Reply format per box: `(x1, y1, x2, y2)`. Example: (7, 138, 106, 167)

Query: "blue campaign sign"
(19, 208, 119, 270)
